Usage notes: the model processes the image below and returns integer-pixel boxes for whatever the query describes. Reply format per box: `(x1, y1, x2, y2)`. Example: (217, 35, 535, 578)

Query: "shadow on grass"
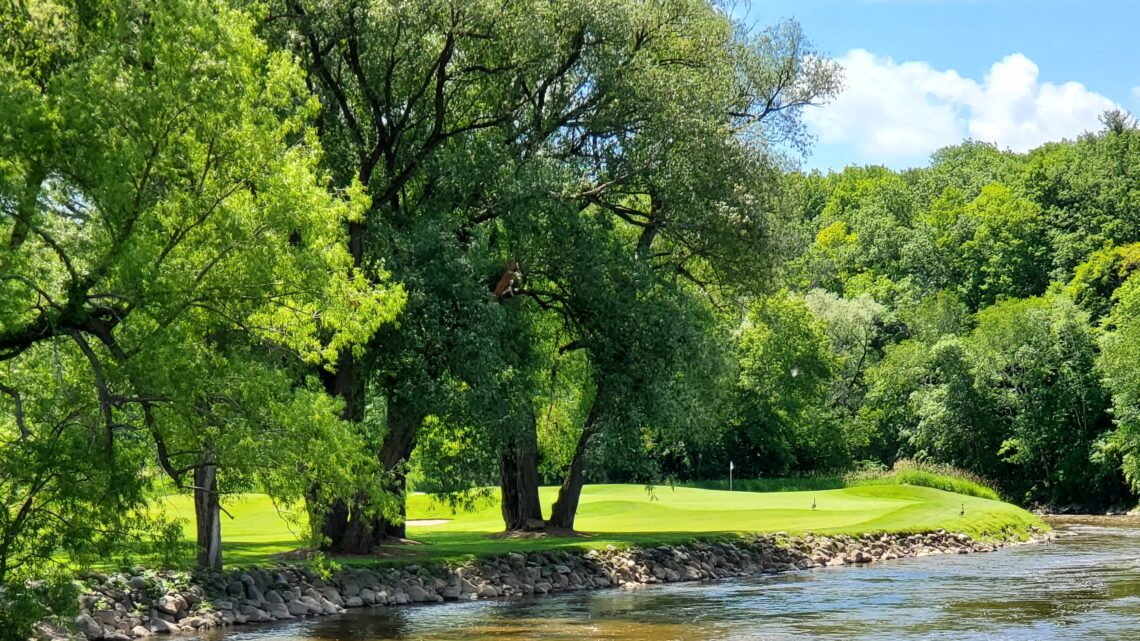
(347, 530, 746, 567)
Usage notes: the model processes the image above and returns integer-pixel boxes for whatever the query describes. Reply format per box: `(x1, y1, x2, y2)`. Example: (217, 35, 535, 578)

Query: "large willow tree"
(0, 0, 403, 574)
(266, 0, 838, 547)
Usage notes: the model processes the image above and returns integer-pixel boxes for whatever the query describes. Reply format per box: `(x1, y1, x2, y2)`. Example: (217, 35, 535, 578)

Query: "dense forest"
(2, 1, 1139, 620)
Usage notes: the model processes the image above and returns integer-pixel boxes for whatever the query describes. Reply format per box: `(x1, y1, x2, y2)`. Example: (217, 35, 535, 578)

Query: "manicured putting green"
(158, 484, 1041, 566)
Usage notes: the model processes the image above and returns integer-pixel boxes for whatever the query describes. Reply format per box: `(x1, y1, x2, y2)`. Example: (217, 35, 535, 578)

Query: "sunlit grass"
(154, 482, 1042, 568)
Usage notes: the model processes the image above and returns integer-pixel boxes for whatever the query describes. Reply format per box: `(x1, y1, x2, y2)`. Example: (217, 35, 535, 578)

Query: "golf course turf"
(156, 483, 1042, 567)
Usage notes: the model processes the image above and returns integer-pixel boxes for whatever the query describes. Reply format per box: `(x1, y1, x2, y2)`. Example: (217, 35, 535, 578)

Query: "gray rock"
(147, 618, 177, 635)
(238, 605, 272, 623)
(299, 595, 323, 614)
(93, 609, 117, 626)
(477, 584, 499, 598)
(320, 586, 343, 606)
(345, 596, 365, 608)
(267, 603, 293, 620)
(75, 614, 104, 640)
(180, 617, 208, 630)
(226, 581, 245, 597)
(287, 600, 311, 617)
(405, 585, 430, 602)
(359, 588, 377, 605)
(131, 626, 151, 638)
(154, 596, 179, 616)
(128, 577, 148, 591)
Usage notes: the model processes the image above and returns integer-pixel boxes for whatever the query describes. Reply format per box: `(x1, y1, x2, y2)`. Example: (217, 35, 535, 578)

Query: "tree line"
(2, 0, 1139, 600)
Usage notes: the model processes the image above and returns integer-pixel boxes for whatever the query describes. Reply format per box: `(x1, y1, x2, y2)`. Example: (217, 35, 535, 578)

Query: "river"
(197, 516, 1140, 641)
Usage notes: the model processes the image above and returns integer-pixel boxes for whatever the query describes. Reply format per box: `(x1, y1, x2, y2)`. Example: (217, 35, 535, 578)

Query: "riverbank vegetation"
(1, 1, 1138, 635)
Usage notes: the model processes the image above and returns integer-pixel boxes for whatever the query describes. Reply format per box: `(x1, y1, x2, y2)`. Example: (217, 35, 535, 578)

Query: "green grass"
(156, 482, 1042, 568)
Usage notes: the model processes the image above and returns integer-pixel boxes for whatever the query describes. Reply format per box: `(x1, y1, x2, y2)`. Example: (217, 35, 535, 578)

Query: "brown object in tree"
(493, 258, 518, 299)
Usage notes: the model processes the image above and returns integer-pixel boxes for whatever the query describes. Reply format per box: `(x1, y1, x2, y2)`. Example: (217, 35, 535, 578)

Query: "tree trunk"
(548, 402, 600, 531)
(376, 394, 420, 540)
(193, 463, 222, 571)
(314, 345, 367, 552)
(316, 391, 420, 552)
(500, 411, 543, 531)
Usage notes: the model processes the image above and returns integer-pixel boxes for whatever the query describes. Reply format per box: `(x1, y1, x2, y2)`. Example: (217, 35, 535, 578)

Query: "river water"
(200, 517, 1140, 641)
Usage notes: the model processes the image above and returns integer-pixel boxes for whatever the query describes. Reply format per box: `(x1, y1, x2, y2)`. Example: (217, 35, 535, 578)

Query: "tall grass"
(847, 460, 1001, 500)
(688, 459, 1001, 501)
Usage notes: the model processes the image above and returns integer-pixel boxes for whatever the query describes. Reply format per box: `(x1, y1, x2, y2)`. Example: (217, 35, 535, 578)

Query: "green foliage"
(732, 292, 838, 474)
(1, 0, 400, 574)
(1098, 273, 1140, 493)
(0, 571, 78, 641)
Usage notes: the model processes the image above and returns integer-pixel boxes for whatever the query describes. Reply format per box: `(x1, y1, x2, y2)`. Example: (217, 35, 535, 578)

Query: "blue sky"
(740, 1, 1140, 171)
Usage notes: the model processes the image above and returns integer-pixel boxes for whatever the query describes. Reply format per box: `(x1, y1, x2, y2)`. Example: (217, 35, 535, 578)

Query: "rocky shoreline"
(63, 528, 1048, 640)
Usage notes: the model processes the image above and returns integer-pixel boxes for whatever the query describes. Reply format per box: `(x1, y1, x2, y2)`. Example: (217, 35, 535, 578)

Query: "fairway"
(158, 484, 1040, 566)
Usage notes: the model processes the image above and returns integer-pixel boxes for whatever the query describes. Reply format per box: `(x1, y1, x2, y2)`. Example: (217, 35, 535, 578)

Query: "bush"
(847, 459, 1001, 500)
(0, 573, 78, 641)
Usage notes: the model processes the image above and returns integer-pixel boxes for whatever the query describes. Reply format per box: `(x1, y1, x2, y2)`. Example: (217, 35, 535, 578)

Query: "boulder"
(287, 600, 311, 617)
(267, 603, 293, 620)
(75, 614, 104, 640)
(238, 605, 272, 623)
(92, 610, 118, 626)
(147, 618, 178, 635)
(319, 598, 340, 615)
(154, 596, 180, 617)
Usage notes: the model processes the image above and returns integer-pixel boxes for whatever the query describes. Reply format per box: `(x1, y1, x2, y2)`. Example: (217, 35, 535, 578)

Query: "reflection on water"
(199, 516, 1140, 641)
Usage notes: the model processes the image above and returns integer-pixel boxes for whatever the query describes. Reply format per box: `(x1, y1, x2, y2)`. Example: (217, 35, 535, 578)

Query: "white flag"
(730, 461, 734, 471)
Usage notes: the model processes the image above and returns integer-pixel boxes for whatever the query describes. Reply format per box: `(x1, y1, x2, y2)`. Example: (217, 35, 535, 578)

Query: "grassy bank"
(689, 460, 1001, 501)
(157, 482, 1041, 567)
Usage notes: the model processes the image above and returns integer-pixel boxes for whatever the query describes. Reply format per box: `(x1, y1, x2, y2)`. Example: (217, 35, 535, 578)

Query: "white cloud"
(804, 50, 1119, 165)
